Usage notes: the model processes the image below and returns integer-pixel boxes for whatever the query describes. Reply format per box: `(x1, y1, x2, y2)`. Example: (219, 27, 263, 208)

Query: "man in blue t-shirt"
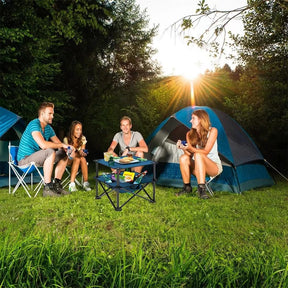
(18, 102, 72, 197)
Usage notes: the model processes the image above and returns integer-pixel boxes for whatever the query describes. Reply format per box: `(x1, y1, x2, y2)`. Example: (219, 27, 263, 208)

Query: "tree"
(227, 0, 288, 156)
(0, 1, 64, 121)
(76, 0, 160, 153)
(175, 0, 288, 169)
(0, 0, 118, 126)
(0, 0, 159, 144)
(174, 0, 288, 58)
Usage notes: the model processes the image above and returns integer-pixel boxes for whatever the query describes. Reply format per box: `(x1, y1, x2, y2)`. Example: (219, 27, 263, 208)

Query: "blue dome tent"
(0, 107, 26, 187)
(146, 106, 274, 193)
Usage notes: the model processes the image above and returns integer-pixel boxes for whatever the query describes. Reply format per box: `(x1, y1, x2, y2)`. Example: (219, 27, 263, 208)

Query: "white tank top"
(196, 128, 221, 165)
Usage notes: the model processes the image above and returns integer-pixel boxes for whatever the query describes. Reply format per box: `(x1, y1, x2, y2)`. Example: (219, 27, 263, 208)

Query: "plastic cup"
(104, 152, 112, 162)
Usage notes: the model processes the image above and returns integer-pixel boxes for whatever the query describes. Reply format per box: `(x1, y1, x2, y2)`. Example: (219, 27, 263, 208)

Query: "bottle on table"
(133, 170, 147, 184)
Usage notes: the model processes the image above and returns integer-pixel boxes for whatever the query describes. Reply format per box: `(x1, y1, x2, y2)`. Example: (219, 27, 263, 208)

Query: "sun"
(172, 54, 206, 106)
(156, 38, 211, 77)
(172, 51, 209, 79)
(176, 58, 204, 106)
(154, 40, 215, 107)
(176, 61, 204, 79)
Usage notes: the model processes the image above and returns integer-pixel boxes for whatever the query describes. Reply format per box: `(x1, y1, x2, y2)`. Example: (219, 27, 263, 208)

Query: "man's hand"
(62, 143, 70, 150)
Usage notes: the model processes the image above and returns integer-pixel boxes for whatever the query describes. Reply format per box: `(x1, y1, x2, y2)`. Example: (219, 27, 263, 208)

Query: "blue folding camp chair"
(8, 142, 44, 198)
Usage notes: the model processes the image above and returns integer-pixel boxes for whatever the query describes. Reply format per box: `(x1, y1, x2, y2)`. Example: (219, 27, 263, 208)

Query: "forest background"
(1, 0, 287, 174)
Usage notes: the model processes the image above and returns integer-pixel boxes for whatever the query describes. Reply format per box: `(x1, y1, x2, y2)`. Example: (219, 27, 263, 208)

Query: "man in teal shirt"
(18, 102, 72, 197)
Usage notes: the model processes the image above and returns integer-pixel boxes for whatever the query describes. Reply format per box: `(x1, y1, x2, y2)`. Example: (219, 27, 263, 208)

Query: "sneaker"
(175, 185, 192, 196)
(54, 179, 70, 195)
(83, 181, 91, 191)
(198, 185, 209, 199)
(69, 182, 78, 192)
(43, 185, 61, 197)
(200, 191, 209, 199)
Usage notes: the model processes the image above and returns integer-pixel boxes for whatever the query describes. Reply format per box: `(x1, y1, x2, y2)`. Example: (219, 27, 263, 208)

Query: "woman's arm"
(176, 138, 193, 156)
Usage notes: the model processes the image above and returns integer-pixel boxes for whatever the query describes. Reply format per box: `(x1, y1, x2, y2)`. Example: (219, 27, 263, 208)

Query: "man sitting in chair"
(17, 102, 71, 197)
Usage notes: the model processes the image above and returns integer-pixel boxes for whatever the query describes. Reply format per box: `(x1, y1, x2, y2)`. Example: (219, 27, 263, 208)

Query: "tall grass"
(0, 177, 288, 287)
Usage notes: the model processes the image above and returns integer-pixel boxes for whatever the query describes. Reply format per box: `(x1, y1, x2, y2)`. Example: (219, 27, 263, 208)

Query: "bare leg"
(133, 151, 144, 173)
(175, 153, 194, 196)
(80, 157, 89, 182)
(70, 157, 80, 182)
(43, 152, 56, 183)
(193, 152, 220, 199)
(193, 152, 219, 184)
(54, 157, 68, 180)
(179, 154, 194, 183)
(193, 153, 206, 184)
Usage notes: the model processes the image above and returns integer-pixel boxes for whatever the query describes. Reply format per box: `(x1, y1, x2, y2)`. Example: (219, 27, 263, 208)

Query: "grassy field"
(0, 174, 288, 287)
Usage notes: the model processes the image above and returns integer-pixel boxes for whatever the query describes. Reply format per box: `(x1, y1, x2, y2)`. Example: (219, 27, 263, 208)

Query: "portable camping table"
(94, 157, 157, 211)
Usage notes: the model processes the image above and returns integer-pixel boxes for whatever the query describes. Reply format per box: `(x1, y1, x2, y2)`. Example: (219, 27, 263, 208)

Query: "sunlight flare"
(176, 59, 205, 107)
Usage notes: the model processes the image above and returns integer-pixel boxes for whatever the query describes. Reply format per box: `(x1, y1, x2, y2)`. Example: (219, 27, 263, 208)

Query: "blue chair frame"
(8, 142, 44, 198)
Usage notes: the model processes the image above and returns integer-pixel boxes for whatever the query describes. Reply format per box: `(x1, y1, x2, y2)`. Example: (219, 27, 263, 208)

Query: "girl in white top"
(63, 120, 91, 192)
(176, 109, 222, 199)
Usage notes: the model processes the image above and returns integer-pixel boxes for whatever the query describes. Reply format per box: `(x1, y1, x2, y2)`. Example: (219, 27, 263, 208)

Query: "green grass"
(0, 175, 288, 287)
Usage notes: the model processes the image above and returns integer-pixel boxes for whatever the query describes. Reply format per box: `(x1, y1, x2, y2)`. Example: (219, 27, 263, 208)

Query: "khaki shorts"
(216, 162, 223, 175)
(18, 149, 66, 167)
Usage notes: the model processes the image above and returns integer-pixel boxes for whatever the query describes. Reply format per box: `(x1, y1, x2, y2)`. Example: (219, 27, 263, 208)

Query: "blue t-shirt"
(17, 119, 56, 161)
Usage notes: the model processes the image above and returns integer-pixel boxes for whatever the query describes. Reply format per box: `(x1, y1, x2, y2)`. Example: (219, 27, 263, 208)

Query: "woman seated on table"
(107, 116, 148, 173)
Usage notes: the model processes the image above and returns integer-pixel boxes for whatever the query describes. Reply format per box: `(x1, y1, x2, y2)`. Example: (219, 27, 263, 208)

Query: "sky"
(136, 0, 247, 77)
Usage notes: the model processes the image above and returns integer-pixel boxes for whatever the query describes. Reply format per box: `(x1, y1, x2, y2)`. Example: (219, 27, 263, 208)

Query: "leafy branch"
(167, 0, 288, 58)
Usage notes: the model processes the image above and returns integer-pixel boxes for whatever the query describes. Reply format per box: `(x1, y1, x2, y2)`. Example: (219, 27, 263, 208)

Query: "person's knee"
(180, 153, 189, 160)
(55, 149, 67, 162)
(42, 149, 56, 167)
(80, 157, 86, 164)
(46, 148, 56, 159)
(136, 151, 144, 158)
(179, 154, 190, 166)
(72, 157, 81, 166)
(193, 152, 203, 162)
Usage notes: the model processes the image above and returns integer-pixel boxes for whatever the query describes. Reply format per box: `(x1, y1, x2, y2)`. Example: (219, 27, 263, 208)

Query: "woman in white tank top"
(176, 109, 222, 199)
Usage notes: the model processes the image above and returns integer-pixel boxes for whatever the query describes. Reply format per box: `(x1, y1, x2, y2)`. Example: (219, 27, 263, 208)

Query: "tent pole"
(264, 159, 288, 182)
(233, 166, 242, 194)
